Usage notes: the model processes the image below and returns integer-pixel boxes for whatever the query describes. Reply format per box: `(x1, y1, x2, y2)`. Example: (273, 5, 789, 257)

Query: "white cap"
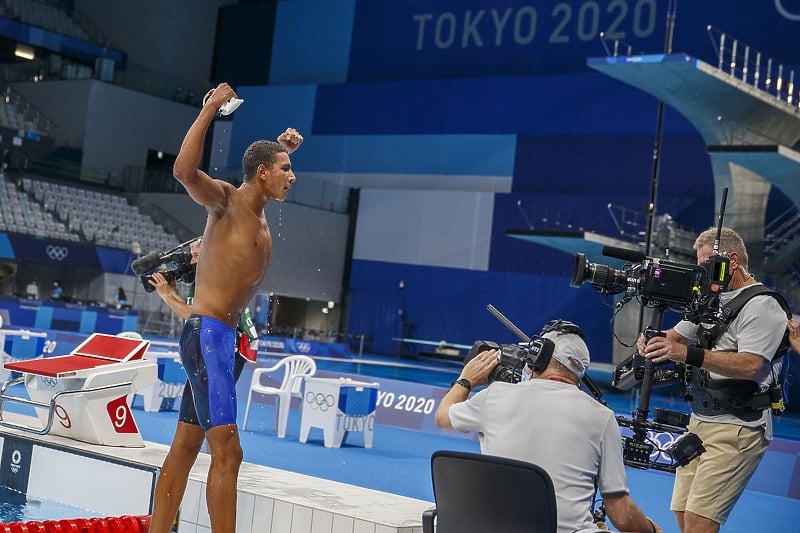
(542, 331, 590, 379)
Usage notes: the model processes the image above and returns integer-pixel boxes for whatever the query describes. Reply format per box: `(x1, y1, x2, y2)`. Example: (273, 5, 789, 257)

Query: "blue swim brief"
(179, 314, 237, 430)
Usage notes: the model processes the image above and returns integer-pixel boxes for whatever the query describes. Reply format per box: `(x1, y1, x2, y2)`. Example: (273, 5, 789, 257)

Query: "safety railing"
(707, 26, 799, 108)
(599, 27, 799, 109)
(765, 204, 800, 256)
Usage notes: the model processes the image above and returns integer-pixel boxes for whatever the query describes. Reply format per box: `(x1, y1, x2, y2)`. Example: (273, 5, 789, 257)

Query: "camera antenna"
(486, 304, 530, 343)
(713, 186, 728, 255)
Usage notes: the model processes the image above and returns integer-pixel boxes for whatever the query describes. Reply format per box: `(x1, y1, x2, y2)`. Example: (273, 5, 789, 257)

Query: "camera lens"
(570, 253, 589, 287)
(570, 253, 628, 294)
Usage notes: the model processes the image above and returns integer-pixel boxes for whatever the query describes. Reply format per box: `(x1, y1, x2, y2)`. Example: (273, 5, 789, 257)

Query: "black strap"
(689, 285, 793, 418)
(721, 285, 791, 323)
(699, 285, 791, 358)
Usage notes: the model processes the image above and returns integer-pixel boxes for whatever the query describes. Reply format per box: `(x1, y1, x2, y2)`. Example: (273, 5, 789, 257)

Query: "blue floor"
(130, 350, 800, 531)
(131, 397, 800, 533)
(4, 347, 799, 531)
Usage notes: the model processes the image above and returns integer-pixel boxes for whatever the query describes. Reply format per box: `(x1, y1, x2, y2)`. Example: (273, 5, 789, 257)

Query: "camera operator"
(435, 322, 662, 533)
(639, 227, 788, 533)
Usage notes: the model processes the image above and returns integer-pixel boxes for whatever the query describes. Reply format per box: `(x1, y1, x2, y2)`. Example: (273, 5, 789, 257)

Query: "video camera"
(567, 188, 734, 472)
(132, 238, 199, 293)
(463, 306, 605, 400)
(570, 247, 730, 324)
(463, 339, 549, 385)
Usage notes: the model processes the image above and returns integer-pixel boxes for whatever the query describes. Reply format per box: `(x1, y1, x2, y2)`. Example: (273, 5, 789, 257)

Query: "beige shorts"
(671, 416, 768, 524)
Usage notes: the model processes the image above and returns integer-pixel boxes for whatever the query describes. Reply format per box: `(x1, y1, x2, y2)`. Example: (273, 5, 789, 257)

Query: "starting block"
(0, 333, 157, 447)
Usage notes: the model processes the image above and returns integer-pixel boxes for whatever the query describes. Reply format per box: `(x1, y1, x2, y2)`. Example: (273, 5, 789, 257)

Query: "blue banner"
(348, 0, 800, 82)
(7, 235, 101, 270)
(349, 0, 666, 81)
(0, 296, 138, 340)
(285, 338, 321, 356)
(1, 233, 136, 274)
(0, 437, 33, 502)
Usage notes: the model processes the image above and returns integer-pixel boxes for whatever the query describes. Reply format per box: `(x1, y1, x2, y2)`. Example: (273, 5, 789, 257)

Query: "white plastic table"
(299, 376, 379, 448)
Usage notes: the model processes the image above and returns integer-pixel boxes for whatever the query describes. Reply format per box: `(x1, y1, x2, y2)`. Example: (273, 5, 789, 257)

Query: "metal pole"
(644, 0, 677, 258)
(639, 0, 677, 353)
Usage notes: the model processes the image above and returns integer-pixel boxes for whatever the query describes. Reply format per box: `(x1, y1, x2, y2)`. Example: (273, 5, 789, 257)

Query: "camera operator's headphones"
(526, 320, 586, 374)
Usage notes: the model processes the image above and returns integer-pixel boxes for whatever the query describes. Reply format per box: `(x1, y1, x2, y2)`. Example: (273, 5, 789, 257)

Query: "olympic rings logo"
(305, 392, 335, 412)
(775, 0, 800, 21)
(10, 449, 21, 473)
(648, 430, 679, 463)
(296, 341, 312, 353)
(40, 376, 59, 388)
(45, 245, 69, 261)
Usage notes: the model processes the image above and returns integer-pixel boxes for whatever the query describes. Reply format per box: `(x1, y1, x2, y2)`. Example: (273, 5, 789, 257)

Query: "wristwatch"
(451, 378, 472, 392)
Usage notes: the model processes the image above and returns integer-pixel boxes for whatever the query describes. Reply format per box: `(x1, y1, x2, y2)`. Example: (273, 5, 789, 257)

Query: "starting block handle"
(0, 380, 133, 436)
(0, 376, 26, 415)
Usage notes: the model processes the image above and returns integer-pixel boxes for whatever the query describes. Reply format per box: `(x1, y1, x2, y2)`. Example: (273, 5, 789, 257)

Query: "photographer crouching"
(435, 321, 662, 533)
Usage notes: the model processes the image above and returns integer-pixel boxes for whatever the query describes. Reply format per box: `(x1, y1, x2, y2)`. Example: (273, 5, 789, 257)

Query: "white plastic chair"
(242, 355, 317, 437)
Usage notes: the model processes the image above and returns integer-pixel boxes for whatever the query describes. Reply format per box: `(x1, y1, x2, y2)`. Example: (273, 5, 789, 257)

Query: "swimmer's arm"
(174, 84, 233, 210)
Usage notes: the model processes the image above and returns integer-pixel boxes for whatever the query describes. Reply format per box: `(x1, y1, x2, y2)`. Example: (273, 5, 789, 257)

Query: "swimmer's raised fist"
(278, 128, 303, 154)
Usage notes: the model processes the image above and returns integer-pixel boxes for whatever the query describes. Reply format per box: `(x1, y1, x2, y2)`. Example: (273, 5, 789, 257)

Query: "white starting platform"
(299, 377, 380, 448)
(0, 332, 157, 447)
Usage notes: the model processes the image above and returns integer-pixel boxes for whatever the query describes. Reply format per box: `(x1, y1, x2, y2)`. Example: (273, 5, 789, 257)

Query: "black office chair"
(422, 450, 557, 533)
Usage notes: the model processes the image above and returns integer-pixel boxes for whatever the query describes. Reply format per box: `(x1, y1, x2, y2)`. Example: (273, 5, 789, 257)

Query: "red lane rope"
(0, 515, 151, 533)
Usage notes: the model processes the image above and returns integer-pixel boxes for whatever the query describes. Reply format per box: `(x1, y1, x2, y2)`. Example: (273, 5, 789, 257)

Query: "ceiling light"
(14, 44, 35, 61)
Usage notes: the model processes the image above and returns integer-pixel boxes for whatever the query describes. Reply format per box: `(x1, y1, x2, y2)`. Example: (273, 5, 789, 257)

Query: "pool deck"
(0, 411, 431, 533)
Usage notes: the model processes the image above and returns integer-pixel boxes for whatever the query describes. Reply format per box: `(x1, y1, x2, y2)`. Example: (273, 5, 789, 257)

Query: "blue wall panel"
(229, 85, 318, 171)
(0, 234, 13, 259)
(511, 131, 715, 225)
(270, 0, 356, 84)
(291, 134, 516, 177)
(348, 259, 619, 363)
(311, 74, 694, 136)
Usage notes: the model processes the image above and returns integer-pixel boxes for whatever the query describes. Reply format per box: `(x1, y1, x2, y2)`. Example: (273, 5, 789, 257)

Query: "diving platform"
(587, 53, 800, 148)
(587, 46, 800, 289)
(504, 229, 641, 266)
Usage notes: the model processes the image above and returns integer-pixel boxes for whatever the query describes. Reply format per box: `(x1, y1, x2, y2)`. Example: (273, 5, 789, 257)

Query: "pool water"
(0, 488, 100, 524)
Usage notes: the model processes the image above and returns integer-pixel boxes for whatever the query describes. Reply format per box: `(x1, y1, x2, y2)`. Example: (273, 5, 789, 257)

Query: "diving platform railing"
(600, 26, 800, 113)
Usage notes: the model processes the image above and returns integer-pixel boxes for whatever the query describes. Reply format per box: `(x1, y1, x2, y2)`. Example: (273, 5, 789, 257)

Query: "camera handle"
(632, 304, 667, 439)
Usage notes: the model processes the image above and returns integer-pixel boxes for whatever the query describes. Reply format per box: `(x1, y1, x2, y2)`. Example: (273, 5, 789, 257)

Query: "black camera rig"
(568, 188, 733, 472)
(132, 237, 200, 292)
(463, 305, 605, 402)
